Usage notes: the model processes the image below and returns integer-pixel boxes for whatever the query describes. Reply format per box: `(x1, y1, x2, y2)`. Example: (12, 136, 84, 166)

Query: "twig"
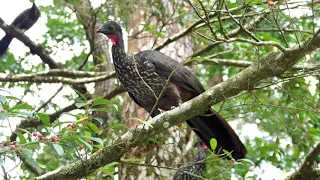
(188, 58, 320, 71)
(192, 13, 268, 57)
(35, 85, 64, 112)
(1, 165, 8, 180)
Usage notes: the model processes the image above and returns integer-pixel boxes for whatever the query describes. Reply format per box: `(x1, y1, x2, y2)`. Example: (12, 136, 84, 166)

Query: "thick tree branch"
(37, 69, 110, 77)
(0, 17, 61, 69)
(35, 27, 320, 180)
(0, 71, 115, 84)
(286, 142, 320, 180)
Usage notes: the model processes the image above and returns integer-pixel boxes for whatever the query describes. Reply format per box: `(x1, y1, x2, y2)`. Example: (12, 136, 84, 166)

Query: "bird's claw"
(171, 103, 182, 110)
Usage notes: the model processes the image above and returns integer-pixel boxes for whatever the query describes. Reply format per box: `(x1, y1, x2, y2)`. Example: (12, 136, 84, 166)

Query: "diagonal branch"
(0, 17, 60, 69)
(286, 142, 320, 180)
(35, 26, 320, 180)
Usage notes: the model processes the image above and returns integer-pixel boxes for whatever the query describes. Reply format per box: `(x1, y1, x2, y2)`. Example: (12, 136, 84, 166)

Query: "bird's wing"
(137, 50, 205, 94)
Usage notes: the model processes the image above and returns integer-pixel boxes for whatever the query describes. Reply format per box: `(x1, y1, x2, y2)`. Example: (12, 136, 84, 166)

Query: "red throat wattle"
(106, 34, 119, 45)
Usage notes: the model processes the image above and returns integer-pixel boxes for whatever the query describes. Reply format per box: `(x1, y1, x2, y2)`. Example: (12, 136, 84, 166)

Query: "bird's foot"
(170, 103, 182, 110)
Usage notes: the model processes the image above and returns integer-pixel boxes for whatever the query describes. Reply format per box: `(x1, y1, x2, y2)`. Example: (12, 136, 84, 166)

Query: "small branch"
(1, 165, 8, 180)
(192, 13, 268, 57)
(225, 4, 260, 42)
(35, 85, 64, 112)
(188, 58, 320, 71)
(153, 4, 247, 51)
(28, 69, 109, 78)
(255, 28, 313, 35)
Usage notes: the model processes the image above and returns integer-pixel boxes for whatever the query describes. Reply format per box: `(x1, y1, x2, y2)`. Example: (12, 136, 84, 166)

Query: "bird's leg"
(168, 84, 183, 110)
(150, 108, 161, 118)
(158, 83, 183, 111)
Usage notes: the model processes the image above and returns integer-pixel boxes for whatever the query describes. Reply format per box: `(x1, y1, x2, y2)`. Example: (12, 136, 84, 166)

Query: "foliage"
(0, 0, 319, 179)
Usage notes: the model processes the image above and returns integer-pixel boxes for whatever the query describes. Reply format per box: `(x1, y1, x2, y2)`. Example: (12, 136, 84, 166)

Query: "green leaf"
(5, 96, 19, 100)
(92, 117, 104, 125)
(53, 144, 64, 156)
(210, 138, 217, 151)
(222, 149, 233, 159)
(105, 162, 119, 167)
(37, 113, 50, 126)
(91, 98, 118, 111)
(16, 128, 31, 135)
(92, 98, 112, 107)
(148, 137, 158, 143)
(10, 103, 33, 111)
(16, 132, 27, 144)
(84, 131, 91, 137)
(90, 108, 109, 113)
(82, 136, 103, 146)
(53, 0, 61, 5)
(73, 88, 87, 101)
(87, 122, 99, 134)
(238, 158, 255, 166)
(78, 139, 93, 151)
(75, 102, 88, 108)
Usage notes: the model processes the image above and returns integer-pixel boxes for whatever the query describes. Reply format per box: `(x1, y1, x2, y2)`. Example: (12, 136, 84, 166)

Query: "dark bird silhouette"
(97, 21, 247, 160)
(173, 142, 207, 180)
(0, 3, 40, 57)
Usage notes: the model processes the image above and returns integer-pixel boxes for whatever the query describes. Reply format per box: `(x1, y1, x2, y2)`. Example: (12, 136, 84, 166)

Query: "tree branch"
(0, 17, 61, 69)
(286, 142, 320, 180)
(35, 26, 320, 180)
(188, 58, 320, 71)
(192, 12, 268, 57)
(0, 71, 116, 84)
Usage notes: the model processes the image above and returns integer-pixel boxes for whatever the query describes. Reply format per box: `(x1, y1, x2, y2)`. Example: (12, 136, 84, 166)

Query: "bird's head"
(96, 21, 122, 45)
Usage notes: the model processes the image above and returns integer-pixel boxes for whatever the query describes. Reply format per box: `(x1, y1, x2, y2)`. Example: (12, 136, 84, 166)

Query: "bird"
(96, 21, 247, 160)
(0, 3, 40, 57)
(173, 142, 207, 180)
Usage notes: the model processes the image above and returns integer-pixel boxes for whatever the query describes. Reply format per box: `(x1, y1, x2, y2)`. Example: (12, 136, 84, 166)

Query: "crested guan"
(173, 142, 207, 180)
(97, 21, 247, 160)
(0, 3, 40, 57)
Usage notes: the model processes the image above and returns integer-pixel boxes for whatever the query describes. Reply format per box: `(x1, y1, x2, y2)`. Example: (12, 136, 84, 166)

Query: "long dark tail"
(0, 34, 13, 57)
(187, 110, 247, 160)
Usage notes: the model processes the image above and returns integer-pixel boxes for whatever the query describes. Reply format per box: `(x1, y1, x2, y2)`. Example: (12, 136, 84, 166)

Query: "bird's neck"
(111, 37, 131, 67)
